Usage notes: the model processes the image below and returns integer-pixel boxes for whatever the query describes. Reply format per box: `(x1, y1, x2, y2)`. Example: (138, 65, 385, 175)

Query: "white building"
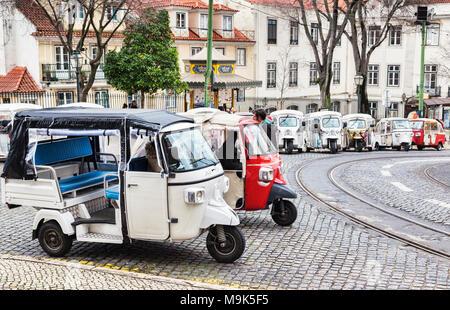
(217, 0, 450, 121)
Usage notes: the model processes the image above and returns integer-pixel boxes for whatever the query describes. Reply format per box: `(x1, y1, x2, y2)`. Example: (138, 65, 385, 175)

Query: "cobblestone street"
(0, 151, 449, 289)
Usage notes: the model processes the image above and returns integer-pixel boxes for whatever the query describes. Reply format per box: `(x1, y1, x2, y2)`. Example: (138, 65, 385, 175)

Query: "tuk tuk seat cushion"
(105, 185, 119, 200)
(35, 137, 93, 165)
(59, 171, 117, 193)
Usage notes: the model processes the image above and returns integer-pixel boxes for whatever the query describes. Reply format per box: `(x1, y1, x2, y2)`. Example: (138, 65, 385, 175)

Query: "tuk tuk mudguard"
(200, 204, 240, 229)
(267, 183, 297, 205)
(32, 209, 75, 239)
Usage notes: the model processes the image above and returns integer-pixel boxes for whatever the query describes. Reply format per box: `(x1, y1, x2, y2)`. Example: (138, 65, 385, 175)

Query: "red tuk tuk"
(182, 108, 298, 226)
(409, 118, 446, 151)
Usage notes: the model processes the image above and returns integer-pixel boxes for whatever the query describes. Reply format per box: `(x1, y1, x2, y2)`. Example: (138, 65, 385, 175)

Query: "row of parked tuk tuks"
(269, 110, 447, 154)
(0, 104, 446, 264)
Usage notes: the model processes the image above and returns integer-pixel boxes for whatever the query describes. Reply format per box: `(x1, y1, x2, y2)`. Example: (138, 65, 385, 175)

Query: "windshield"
(242, 124, 277, 156)
(279, 117, 298, 127)
(392, 120, 411, 129)
(348, 119, 366, 129)
(409, 121, 423, 129)
(162, 127, 218, 172)
(322, 117, 341, 128)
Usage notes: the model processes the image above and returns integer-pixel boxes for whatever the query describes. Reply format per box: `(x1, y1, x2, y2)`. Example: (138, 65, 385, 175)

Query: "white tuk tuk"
(342, 113, 376, 152)
(373, 117, 413, 151)
(270, 110, 305, 153)
(0, 104, 42, 161)
(1, 108, 245, 263)
(304, 111, 343, 153)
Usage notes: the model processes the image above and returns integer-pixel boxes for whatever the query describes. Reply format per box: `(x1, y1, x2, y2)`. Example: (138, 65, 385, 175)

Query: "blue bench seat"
(59, 171, 117, 194)
(105, 185, 119, 200)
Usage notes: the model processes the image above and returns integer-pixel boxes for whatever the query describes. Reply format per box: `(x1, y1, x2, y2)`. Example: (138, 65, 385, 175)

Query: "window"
(237, 89, 245, 102)
(389, 102, 399, 117)
(55, 46, 69, 70)
(368, 64, 379, 85)
(92, 46, 105, 63)
(73, 2, 84, 19)
(289, 62, 298, 87)
(387, 65, 400, 87)
(57, 91, 74, 105)
(176, 12, 186, 29)
(310, 62, 318, 85)
(311, 23, 319, 44)
(237, 48, 246, 66)
(368, 26, 381, 46)
(290, 21, 298, 45)
(267, 62, 276, 88)
(424, 64, 438, 93)
(215, 48, 225, 55)
(268, 19, 277, 44)
(389, 25, 401, 46)
(2, 98, 10, 103)
(333, 62, 340, 84)
(369, 101, 378, 119)
(106, 6, 118, 21)
(95, 90, 109, 108)
(306, 103, 318, 113)
(191, 47, 202, 55)
(332, 101, 340, 112)
(426, 24, 440, 46)
(200, 14, 208, 30)
(223, 15, 232, 32)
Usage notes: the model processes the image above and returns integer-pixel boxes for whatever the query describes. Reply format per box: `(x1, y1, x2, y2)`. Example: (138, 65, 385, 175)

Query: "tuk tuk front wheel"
(206, 226, 245, 263)
(286, 140, 294, 154)
(271, 200, 297, 226)
(436, 143, 443, 151)
(38, 221, 73, 257)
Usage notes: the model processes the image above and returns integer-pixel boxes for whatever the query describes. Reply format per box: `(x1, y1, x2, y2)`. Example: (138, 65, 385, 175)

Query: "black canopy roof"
(15, 108, 193, 130)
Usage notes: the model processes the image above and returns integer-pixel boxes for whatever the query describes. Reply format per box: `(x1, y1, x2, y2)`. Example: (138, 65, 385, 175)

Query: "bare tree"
(283, 0, 357, 109)
(277, 46, 293, 110)
(343, 0, 410, 113)
(30, 0, 143, 101)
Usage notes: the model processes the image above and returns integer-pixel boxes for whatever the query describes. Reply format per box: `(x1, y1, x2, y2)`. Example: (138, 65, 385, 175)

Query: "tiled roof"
(0, 67, 44, 93)
(142, 0, 238, 11)
(16, 0, 124, 38)
(174, 28, 254, 42)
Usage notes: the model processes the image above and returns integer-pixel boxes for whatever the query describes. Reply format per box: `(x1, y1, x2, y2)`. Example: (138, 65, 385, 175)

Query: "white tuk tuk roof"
(343, 113, 374, 121)
(0, 103, 41, 116)
(305, 111, 342, 119)
(270, 110, 304, 119)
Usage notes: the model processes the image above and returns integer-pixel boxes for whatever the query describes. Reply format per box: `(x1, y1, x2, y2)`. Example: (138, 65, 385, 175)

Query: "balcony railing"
(416, 85, 441, 97)
(42, 64, 105, 82)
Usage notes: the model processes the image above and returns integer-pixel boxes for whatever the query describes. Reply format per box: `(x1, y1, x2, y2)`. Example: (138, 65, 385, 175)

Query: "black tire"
(403, 144, 410, 152)
(329, 140, 338, 154)
(206, 226, 245, 263)
(375, 143, 380, 151)
(286, 140, 294, 154)
(395, 146, 401, 151)
(436, 143, 443, 151)
(417, 145, 424, 151)
(367, 147, 373, 152)
(356, 140, 363, 152)
(38, 221, 73, 257)
(271, 200, 297, 226)
(297, 147, 303, 153)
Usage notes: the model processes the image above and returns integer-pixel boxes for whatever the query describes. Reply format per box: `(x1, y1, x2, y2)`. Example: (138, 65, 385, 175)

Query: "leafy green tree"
(103, 8, 186, 108)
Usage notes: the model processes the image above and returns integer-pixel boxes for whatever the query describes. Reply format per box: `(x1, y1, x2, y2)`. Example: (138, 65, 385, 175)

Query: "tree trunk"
(140, 90, 145, 109)
(360, 77, 370, 114)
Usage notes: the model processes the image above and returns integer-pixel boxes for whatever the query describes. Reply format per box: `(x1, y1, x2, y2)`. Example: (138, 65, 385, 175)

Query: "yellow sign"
(188, 63, 235, 75)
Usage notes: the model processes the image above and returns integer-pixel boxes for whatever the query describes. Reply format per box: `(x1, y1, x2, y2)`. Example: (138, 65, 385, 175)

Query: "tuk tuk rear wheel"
(271, 200, 297, 226)
(207, 226, 245, 263)
(436, 143, 443, 151)
(286, 140, 294, 154)
(38, 221, 72, 257)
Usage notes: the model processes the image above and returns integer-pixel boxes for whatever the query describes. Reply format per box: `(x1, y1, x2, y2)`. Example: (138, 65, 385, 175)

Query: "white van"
(270, 110, 305, 153)
(304, 111, 343, 153)
(373, 117, 413, 151)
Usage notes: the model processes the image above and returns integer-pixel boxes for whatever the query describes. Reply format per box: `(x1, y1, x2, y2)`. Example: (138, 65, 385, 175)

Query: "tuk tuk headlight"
(259, 167, 274, 182)
(184, 188, 205, 204)
(223, 176, 230, 193)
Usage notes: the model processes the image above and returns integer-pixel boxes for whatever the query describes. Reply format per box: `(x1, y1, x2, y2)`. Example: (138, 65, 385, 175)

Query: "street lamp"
(70, 50, 81, 102)
(354, 73, 364, 113)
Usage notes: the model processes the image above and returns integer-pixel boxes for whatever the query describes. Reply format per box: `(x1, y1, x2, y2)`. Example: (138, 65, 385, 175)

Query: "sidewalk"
(0, 253, 229, 290)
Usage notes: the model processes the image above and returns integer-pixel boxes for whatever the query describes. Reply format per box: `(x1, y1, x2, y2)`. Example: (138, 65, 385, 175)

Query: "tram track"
(295, 155, 450, 260)
(423, 164, 450, 189)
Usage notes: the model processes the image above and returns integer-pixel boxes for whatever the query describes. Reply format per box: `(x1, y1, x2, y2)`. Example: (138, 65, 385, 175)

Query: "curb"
(0, 253, 234, 290)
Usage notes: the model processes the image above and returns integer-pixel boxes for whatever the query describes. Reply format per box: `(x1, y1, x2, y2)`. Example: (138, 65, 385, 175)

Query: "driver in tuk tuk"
(145, 141, 161, 172)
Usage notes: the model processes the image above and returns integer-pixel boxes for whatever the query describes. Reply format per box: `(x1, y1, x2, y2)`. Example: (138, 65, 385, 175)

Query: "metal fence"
(0, 91, 187, 112)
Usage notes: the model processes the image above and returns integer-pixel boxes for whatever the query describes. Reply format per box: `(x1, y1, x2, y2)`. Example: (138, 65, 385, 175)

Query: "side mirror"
(343, 122, 347, 128)
(314, 124, 318, 129)
(302, 121, 306, 127)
